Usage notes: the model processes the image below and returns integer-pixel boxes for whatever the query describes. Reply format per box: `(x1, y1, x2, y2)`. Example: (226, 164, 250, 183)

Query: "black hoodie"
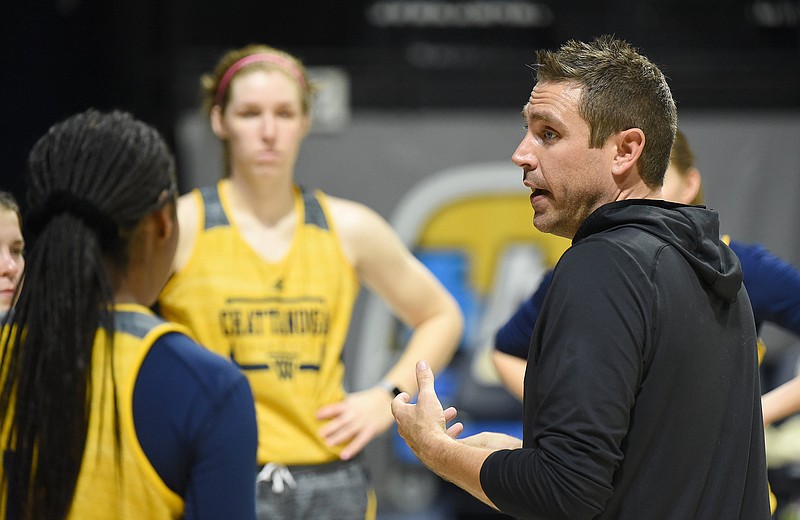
(481, 200, 770, 520)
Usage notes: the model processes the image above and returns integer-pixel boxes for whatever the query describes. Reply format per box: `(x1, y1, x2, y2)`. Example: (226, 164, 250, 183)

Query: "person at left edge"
(0, 191, 24, 316)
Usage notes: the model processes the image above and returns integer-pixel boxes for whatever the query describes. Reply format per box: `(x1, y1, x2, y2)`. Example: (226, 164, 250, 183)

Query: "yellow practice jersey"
(1, 304, 186, 519)
(159, 181, 359, 465)
(70, 305, 186, 518)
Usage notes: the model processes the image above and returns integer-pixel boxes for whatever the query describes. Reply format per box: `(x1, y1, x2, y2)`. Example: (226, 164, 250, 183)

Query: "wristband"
(378, 379, 402, 397)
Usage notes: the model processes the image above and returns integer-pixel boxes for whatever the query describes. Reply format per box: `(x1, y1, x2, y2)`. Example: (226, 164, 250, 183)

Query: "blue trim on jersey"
(229, 352, 270, 370)
(200, 185, 229, 229)
(228, 352, 321, 372)
(115, 310, 165, 339)
(201, 184, 326, 230)
(299, 186, 329, 230)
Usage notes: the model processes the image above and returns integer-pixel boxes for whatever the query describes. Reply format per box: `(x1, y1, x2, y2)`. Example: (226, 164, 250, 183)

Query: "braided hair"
(0, 109, 177, 519)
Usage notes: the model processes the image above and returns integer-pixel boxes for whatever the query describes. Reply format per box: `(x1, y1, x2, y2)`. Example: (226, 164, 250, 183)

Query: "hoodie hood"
(573, 199, 743, 302)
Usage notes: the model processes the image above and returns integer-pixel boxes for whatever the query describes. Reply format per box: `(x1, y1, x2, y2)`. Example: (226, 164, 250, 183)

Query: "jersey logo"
(229, 350, 321, 376)
(274, 355, 294, 379)
(273, 278, 284, 291)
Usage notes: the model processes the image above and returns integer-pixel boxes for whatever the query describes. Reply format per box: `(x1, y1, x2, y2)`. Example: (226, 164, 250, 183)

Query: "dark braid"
(0, 109, 177, 519)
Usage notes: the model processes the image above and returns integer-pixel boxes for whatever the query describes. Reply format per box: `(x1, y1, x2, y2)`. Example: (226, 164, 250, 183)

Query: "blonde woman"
(158, 44, 463, 519)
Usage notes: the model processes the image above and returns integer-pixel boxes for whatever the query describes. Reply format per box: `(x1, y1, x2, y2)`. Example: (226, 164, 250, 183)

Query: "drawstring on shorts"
(257, 463, 297, 494)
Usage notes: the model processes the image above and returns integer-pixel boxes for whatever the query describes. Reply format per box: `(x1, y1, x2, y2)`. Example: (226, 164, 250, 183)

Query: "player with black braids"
(1, 109, 257, 519)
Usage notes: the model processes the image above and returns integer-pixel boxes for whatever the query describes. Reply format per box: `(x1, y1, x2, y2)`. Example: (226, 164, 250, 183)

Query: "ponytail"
(0, 109, 176, 518)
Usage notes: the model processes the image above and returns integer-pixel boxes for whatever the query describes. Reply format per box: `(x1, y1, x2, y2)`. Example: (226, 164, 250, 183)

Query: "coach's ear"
(611, 128, 645, 179)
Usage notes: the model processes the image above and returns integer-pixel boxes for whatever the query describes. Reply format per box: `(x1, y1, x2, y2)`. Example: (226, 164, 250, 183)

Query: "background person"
(0, 191, 24, 315)
(392, 35, 770, 519)
(0, 109, 258, 519)
(157, 44, 463, 519)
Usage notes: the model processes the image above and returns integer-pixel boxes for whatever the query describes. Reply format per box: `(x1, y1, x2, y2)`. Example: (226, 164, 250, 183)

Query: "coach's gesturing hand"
(391, 360, 502, 510)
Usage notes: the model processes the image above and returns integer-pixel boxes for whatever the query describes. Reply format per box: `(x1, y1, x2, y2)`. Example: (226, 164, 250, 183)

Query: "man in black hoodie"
(391, 35, 771, 519)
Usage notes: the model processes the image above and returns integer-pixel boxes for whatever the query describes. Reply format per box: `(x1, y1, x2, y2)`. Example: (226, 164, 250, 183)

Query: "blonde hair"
(670, 129, 704, 205)
(200, 44, 316, 116)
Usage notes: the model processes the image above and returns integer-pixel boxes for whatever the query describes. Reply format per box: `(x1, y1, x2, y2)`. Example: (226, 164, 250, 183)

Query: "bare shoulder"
(324, 195, 399, 265)
(325, 195, 388, 237)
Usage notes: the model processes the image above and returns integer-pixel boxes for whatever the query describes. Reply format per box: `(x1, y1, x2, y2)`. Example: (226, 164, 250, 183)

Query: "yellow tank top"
(67, 304, 185, 518)
(159, 181, 359, 465)
(0, 305, 185, 518)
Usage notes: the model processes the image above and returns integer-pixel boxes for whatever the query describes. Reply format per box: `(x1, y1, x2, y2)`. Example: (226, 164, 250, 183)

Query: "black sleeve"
(481, 241, 649, 520)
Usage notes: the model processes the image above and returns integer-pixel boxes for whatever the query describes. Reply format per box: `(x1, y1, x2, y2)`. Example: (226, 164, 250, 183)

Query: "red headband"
(215, 53, 307, 106)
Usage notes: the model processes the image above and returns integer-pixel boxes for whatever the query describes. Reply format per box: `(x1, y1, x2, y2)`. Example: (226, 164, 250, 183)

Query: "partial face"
(512, 81, 618, 238)
(213, 69, 310, 181)
(0, 209, 24, 310)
